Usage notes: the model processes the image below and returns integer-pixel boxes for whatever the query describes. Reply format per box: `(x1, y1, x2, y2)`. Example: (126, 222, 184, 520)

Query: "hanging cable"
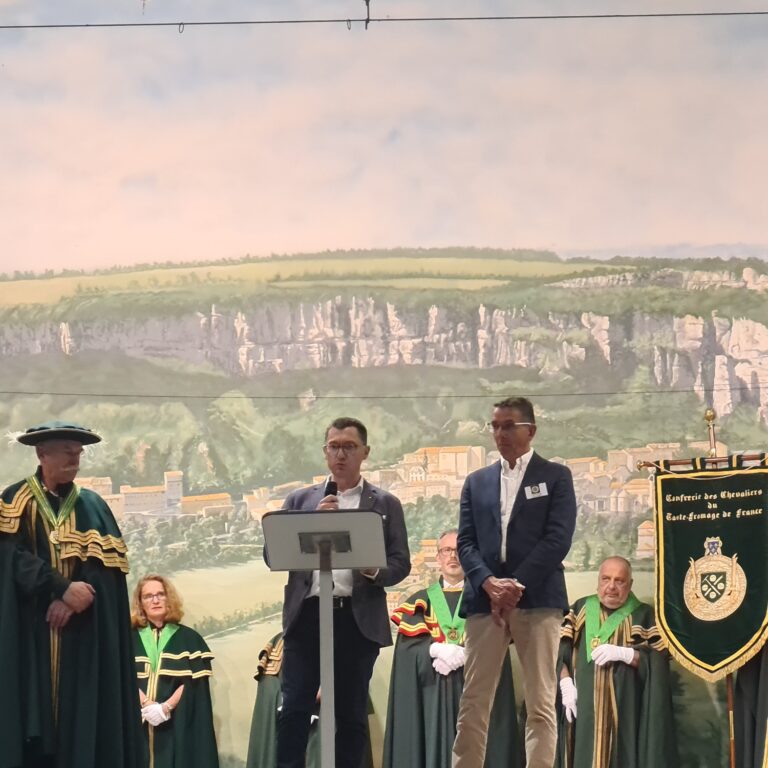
(1, 9, 767, 32)
(0, 384, 756, 400)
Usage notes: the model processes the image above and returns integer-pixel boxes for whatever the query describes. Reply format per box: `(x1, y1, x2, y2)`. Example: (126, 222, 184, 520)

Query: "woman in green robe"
(131, 574, 219, 768)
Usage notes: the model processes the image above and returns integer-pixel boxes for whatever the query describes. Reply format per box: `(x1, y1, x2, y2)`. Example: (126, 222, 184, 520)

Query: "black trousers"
(277, 597, 379, 768)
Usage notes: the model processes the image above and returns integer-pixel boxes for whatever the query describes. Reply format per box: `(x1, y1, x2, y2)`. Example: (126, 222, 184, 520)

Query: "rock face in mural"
(2, 298, 768, 423)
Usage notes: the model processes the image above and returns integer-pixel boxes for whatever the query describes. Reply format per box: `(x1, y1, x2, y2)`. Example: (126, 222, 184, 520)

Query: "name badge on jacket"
(524, 482, 548, 500)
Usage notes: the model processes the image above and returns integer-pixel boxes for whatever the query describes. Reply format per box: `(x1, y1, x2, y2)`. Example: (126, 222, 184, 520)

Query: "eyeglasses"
(141, 592, 167, 603)
(323, 443, 363, 456)
(485, 421, 534, 434)
(437, 547, 458, 557)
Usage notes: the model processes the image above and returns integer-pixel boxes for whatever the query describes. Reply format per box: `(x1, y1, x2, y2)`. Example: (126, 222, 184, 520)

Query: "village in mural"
(1, 248, 767, 766)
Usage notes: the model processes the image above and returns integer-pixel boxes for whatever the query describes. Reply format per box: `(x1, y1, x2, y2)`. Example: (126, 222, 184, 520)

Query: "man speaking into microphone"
(275, 417, 411, 768)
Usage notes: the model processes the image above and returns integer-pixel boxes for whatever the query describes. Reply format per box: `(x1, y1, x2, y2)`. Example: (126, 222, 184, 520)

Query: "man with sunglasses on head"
(452, 397, 577, 768)
(274, 417, 411, 768)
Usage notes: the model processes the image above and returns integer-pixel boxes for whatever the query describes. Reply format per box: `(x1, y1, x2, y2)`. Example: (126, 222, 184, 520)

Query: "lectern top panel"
(261, 509, 387, 571)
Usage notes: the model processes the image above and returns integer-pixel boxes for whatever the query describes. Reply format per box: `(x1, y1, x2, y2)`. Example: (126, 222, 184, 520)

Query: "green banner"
(655, 458, 768, 681)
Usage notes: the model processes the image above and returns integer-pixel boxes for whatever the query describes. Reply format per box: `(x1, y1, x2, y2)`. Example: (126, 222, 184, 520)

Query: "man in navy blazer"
(274, 417, 411, 768)
(453, 397, 576, 768)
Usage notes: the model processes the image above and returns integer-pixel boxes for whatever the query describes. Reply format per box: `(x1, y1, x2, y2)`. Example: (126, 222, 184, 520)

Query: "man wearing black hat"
(0, 421, 143, 768)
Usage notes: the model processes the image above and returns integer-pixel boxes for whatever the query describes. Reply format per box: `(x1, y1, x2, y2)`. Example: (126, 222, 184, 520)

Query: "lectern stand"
(262, 509, 386, 768)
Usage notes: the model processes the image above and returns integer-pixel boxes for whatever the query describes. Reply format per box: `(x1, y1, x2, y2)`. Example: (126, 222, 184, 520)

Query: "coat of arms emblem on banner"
(683, 537, 747, 621)
(654, 460, 768, 681)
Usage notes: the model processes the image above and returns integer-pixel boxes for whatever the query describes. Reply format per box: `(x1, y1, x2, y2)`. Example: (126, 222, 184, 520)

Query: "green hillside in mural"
(0, 354, 731, 491)
(3, 247, 768, 321)
(1, 248, 767, 492)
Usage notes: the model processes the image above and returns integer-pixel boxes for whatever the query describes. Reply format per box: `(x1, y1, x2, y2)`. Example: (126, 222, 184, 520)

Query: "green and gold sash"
(26, 475, 79, 545)
(427, 582, 465, 644)
(585, 592, 640, 663)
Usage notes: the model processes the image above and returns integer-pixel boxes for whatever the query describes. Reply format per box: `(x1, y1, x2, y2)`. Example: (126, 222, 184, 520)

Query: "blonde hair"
(131, 573, 184, 628)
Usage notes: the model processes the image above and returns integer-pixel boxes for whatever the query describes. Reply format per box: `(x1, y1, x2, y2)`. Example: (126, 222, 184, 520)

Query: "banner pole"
(704, 408, 717, 457)
(709, 410, 737, 768)
(726, 672, 736, 768)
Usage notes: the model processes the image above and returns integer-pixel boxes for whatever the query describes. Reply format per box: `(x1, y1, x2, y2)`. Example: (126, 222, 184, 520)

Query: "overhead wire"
(0, 384, 756, 400)
(1, 9, 768, 31)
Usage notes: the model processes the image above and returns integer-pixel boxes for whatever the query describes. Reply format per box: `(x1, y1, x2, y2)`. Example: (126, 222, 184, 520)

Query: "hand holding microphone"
(319, 479, 339, 510)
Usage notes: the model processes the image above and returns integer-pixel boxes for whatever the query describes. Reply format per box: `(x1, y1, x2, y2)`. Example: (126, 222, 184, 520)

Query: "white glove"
(430, 642, 466, 674)
(141, 702, 170, 727)
(429, 642, 450, 660)
(430, 642, 465, 671)
(591, 643, 635, 667)
(442, 644, 466, 670)
(559, 677, 578, 723)
(432, 657, 453, 676)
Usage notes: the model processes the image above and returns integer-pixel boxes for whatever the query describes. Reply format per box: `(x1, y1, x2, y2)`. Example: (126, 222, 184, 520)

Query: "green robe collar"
(139, 623, 180, 672)
(26, 473, 79, 544)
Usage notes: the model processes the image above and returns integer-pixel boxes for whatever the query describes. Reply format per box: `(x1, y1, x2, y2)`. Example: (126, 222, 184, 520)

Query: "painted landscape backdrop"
(4, 1, 768, 764)
(2, 248, 766, 766)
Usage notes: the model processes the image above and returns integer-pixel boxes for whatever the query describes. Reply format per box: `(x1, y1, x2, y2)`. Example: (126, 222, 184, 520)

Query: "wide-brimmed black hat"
(17, 421, 102, 446)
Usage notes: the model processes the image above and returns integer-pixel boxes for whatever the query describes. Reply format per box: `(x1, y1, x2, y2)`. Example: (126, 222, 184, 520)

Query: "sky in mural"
(1, 0, 767, 273)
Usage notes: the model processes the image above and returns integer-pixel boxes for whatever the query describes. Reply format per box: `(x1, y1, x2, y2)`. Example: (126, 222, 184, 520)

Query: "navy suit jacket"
(457, 453, 576, 616)
(273, 480, 411, 648)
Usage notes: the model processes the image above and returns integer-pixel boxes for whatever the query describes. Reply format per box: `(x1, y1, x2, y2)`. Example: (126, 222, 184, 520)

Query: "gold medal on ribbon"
(591, 637, 600, 649)
(25, 475, 78, 549)
(427, 582, 465, 645)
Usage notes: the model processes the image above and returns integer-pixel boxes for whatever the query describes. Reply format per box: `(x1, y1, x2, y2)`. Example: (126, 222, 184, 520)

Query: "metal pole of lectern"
(318, 541, 335, 768)
(260, 510, 386, 768)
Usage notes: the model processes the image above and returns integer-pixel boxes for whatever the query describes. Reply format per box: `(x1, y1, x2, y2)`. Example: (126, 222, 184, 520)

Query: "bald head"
(597, 556, 633, 610)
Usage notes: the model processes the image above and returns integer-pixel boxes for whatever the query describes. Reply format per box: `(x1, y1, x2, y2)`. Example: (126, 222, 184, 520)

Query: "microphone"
(324, 479, 338, 497)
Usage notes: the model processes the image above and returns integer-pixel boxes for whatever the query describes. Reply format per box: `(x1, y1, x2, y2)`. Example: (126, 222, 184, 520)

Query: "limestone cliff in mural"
(3, 302, 768, 424)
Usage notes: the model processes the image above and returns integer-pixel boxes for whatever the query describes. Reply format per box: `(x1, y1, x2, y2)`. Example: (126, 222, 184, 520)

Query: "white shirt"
(307, 477, 363, 598)
(499, 449, 533, 563)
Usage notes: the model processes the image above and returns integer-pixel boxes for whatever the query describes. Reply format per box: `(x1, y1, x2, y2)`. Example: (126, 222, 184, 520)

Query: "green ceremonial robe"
(555, 596, 678, 768)
(0, 474, 143, 768)
(133, 623, 219, 768)
(383, 584, 523, 768)
(245, 633, 374, 768)
(735, 644, 768, 768)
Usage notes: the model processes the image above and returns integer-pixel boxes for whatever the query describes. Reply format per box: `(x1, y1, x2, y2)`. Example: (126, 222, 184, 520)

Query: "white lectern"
(262, 509, 387, 768)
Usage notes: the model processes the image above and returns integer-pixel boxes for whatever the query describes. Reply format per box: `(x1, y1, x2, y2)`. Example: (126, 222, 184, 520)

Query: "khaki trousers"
(452, 607, 563, 768)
